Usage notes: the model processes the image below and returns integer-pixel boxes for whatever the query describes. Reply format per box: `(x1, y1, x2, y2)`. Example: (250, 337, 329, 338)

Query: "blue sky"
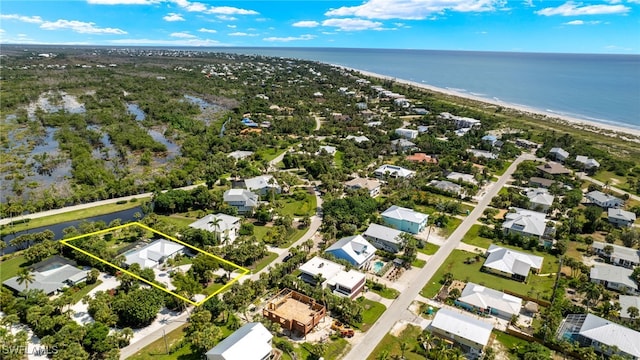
(1, 0, 639, 53)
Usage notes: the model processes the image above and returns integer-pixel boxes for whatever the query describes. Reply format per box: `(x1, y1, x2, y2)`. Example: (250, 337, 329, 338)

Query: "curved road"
(342, 153, 534, 360)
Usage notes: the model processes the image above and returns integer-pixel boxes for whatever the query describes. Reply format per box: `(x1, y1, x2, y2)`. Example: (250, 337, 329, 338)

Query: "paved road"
(342, 153, 533, 360)
(577, 173, 640, 202)
(0, 183, 206, 226)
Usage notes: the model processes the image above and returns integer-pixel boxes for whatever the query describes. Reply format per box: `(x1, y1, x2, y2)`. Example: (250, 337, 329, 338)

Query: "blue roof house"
(381, 205, 428, 234)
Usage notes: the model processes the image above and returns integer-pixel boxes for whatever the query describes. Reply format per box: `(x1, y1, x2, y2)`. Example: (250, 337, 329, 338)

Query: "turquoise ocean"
(210, 48, 640, 131)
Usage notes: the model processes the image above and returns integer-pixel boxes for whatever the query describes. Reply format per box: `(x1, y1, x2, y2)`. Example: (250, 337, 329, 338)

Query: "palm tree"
(399, 341, 409, 359)
(17, 268, 35, 291)
(418, 330, 435, 353)
(208, 216, 222, 245)
(627, 306, 639, 320)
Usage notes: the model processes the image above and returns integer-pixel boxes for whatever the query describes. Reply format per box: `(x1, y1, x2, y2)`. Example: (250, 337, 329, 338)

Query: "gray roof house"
(391, 138, 416, 152)
(223, 189, 259, 214)
(619, 296, 640, 319)
(502, 208, 555, 246)
(576, 155, 600, 169)
(395, 128, 419, 140)
(124, 239, 185, 269)
(345, 177, 382, 197)
(363, 223, 406, 253)
(227, 150, 254, 160)
(483, 245, 544, 282)
(244, 175, 281, 196)
(446, 172, 478, 185)
(549, 147, 569, 162)
(608, 208, 636, 227)
(557, 313, 640, 359)
(373, 164, 415, 179)
(430, 308, 493, 357)
(586, 190, 624, 209)
(524, 188, 555, 212)
(189, 213, 242, 244)
(590, 263, 638, 294)
(3, 260, 88, 295)
(205, 322, 274, 360)
(592, 241, 640, 269)
(455, 282, 523, 320)
(467, 148, 498, 160)
(429, 180, 464, 196)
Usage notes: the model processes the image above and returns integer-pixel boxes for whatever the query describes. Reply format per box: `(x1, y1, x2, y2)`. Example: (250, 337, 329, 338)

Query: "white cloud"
(171, 0, 258, 15)
(322, 18, 384, 31)
(163, 13, 184, 22)
(523, 0, 535, 7)
(40, 19, 127, 34)
(228, 32, 259, 36)
(170, 31, 196, 38)
(263, 34, 316, 42)
(324, 0, 507, 20)
(563, 19, 602, 25)
(87, 0, 158, 4)
(0, 14, 44, 24)
(217, 15, 238, 21)
(627, 0, 640, 4)
(109, 37, 227, 46)
(198, 28, 217, 33)
(292, 20, 320, 27)
(0, 29, 5, 34)
(536, 1, 630, 16)
(227, 25, 237, 28)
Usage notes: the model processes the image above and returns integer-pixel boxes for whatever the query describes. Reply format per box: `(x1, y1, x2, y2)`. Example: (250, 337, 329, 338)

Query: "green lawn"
(0, 199, 149, 236)
(128, 324, 198, 360)
(203, 280, 225, 296)
(494, 331, 530, 353)
(0, 254, 28, 282)
(250, 252, 278, 273)
(366, 324, 424, 360)
(412, 259, 426, 268)
(334, 151, 344, 168)
(461, 224, 493, 249)
(68, 280, 103, 304)
(367, 280, 400, 299)
(256, 147, 286, 162)
(278, 193, 316, 217)
(492, 161, 513, 176)
(418, 242, 440, 255)
(156, 215, 197, 228)
(357, 298, 387, 331)
(324, 338, 350, 360)
(438, 217, 463, 237)
(419, 249, 556, 300)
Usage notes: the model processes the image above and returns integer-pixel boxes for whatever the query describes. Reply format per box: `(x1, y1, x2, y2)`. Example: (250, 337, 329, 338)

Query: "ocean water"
(210, 48, 640, 131)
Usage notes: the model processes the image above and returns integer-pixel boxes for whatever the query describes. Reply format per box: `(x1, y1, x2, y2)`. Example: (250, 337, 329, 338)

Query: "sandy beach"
(332, 64, 640, 140)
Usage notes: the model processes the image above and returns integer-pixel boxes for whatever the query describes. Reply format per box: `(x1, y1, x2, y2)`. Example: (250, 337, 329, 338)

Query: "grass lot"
(128, 324, 198, 360)
(294, 338, 350, 360)
(0, 254, 28, 282)
(367, 280, 400, 299)
(335, 151, 344, 168)
(68, 280, 103, 303)
(461, 224, 493, 249)
(418, 242, 440, 255)
(366, 324, 424, 360)
(156, 215, 196, 228)
(203, 281, 225, 296)
(438, 218, 463, 237)
(0, 199, 149, 236)
(419, 249, 556, 300)
(278, 193, 316, 217)
(250, 251, 278, 273)
(356, 298, 387, 331)
(256, 147, 286, 162)
(412, 259, 426, 268)
(252, 225, 306, 248)
(493, 161, 513, 176)
(592, 170, 631, 191)
(493, 330, 529, 353)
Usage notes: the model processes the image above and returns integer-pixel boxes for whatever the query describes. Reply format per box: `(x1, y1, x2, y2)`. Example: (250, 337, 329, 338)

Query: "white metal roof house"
(592, 241, 640, 269)
(607, 208, 637, 228)
(395, 128, 419, 140)
(575, 155, 600, 169)
(430, 308, 493, 356)
(3, 263, 88, 295)
(585, 190, 624, 209)
(244, 175, 281, 196)
(227, 150, 254, 160)
(429, 180, 464, 197)
(524, 188, 555, 213)
(557, 313, 640, 359)
(298, 257, 366, 299)
(124, 239, 185, 269)
(325, 235, 376, 269)
(189, 213, 242, 244)
(381, 205, 428, 234)
(363, 223, 406, 253)
(446, 172, 478, 185)
(455, 282, 523, 320)
(317, 145, 337, 156)
(373, 164, 415, 179)
(223, 189, 259, 214)
(345, 135, 370, 143)
(467, 149, 497, 160)
(502, 208, 555, 247)
(205, 322, 274, 360)
(549, 147, 569, 162)
(590, 263, 638, 295)
(483, 245, 544, 282)
(619, 296, 640, 319)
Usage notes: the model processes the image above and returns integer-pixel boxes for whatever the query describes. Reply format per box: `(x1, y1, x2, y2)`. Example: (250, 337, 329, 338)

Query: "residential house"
(439, 112, 482, 129)
(263, 289, 326, 336)
(430, 308, 493, 357)
(515, 138, 539, 149)
(3, 256, 88, 296)
(413, 107, 429, 115)
(446, 172, 478, 185)
(373, 164, 415, 179)
(298, 257, 366, 299)
(189, 213, 241, 244)
(608, 208, 637, 227)
(549, 147, 570, 162)
(227, 150, 254, 160)
(590, 263, 638, 294)
(317, 145, 337, 156)
(244, 175, 281, 196)
(524, 188, 555, 212)
(483, 245, 544, 282)
(363, 223, 406, 253)
(585, 190, 624, 209)
(619, 296, 640, 319)
(417, 125, 430, 133)
(205, 322, 275, 360)
(575, 155, 600, 170)
(344, 177, 382, 197)
(391, 138, 416, 152)
(345, 135, 370, 143)
(537, 162, 571, 176)
(482, 135, 498, 146)
(529, 177, 557, 189)
(325, 235, 376, 269)
(223, 189, 259, 214)
(455, 282, 523, 320)
(467, 149, 497, 160)
(124, 239, 185, 269)
(406, 153, 438, 164)
(591, 242, 640, 269)
(395, 128, 419, 140)
(557, 313, 640, 359)
(381, 205, 428, 234)
(428, 180, 465, 197)
(502, 208, 555, 247)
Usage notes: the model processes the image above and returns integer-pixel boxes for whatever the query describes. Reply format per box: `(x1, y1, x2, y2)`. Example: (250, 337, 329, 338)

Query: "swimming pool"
(373, 261, 384, 273)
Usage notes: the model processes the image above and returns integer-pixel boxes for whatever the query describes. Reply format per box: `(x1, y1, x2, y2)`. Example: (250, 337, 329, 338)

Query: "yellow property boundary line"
(60, 222, 249, 306)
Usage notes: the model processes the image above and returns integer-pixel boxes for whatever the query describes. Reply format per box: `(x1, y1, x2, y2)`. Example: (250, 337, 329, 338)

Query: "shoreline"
(332, 64, 640, 139)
